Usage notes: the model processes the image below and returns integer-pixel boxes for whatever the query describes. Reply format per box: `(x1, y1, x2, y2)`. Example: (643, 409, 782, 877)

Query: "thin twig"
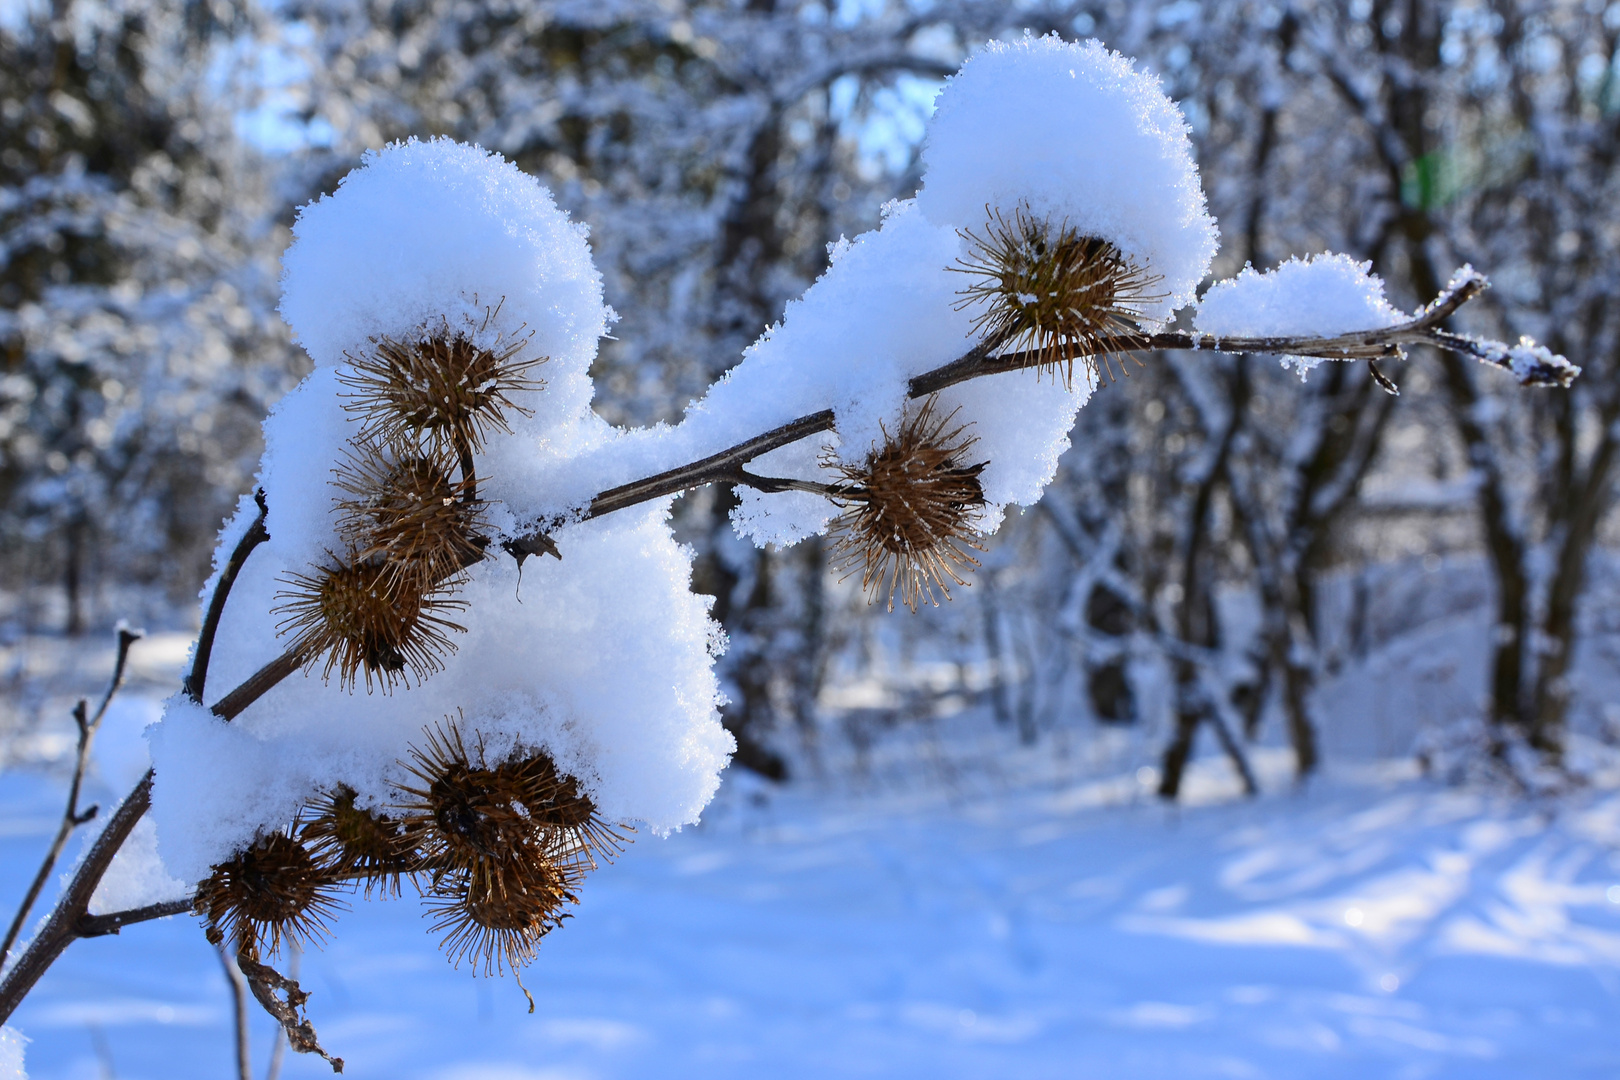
(76, 898, 194, 938)
(0, 626, 141, 969)
(218, 940, 253, 1080)
(184, 490, 270, 705)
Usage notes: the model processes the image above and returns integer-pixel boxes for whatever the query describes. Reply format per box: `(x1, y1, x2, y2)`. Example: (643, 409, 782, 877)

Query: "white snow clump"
(278, 136, 610, 430)
(1196, 253, 1406, 379)
(917, 33, 1219, 324)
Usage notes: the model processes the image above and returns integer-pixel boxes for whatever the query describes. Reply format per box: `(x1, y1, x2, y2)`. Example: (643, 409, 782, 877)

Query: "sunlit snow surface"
(6, 724, 1620, 1079)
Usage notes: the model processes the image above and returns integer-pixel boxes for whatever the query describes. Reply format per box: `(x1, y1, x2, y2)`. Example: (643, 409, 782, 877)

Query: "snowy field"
(4, 634, 1620, 1079)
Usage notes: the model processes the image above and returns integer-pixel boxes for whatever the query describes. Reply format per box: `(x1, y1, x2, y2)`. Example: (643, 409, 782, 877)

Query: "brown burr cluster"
(272, 317, 543, 692)
(197, 719, 619, 976)
(952, 203, 1163, 387)
(827, 397, 989, 613)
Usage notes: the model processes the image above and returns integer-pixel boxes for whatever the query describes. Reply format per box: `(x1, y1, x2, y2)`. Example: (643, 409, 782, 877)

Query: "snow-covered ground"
(5, 649, 1620, 1080)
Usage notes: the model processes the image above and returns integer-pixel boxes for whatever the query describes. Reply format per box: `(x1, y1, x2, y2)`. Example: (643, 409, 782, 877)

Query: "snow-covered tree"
(0, 0, 295, 627)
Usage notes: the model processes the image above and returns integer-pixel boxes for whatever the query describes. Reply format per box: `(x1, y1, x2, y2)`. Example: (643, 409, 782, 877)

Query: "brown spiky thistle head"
(339, 321, 544, 455)
(827, 397, 988, 613)
(197, 828, 345, 957)
(425, 853, 581, 975)
(301, 785, 420, 896)
(395, 719, 604, 970)
(333, 441, 486, 588)
(273, 554, 467, 692)
(951, 204, 1163, 387)
(500, 750, 628, 864)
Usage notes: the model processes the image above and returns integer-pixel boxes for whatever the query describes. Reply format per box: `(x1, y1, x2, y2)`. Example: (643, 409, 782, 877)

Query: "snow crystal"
(0, 1027, 24, 1080)
(1475, 335, 1582, 384)
(278, 137, 610, 432)
(916, 34, 1218, 325)
(1195, 253, 1406, 379)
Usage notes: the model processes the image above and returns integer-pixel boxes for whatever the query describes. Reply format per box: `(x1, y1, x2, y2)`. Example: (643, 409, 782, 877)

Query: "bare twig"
(184, 490, 270, 705)
(218, 941, 253, 1080)
(0, 626, 141, 968)
(76, 897, 194, 938)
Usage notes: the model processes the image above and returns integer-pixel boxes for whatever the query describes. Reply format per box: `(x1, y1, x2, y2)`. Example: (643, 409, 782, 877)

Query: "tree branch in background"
(218, 941, 253, 1080)
(0, 625, 141, 968)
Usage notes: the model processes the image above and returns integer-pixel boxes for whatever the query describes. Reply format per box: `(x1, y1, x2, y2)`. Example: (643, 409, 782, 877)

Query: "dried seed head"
(397, 719, 601, 971)
(333, 441, 486, 587)
(425, 851, 580, 975)
(197, 829, 345, 957)
(500, 751, 628, 864)
(827, 397, 988, 613)
(273, 554, 467, 692)
(396, 719, 617, 870)
(339, 324, 544, 454)
(951, 204, 1164, 387)
(302, 785, 420, 896)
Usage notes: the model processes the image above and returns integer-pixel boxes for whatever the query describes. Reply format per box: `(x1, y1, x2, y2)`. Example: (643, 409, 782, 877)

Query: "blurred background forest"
(4, 0, 1620, 795)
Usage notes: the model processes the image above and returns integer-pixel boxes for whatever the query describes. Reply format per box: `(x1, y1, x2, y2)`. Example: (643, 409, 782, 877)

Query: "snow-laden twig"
(205, 271, 1565, 728)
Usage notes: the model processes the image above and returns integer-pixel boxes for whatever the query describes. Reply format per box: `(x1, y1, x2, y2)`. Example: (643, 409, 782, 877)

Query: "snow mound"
(916, 34, 1218, 325)
(149, 141, 730, 884)
(278, 137, 610, 429)
(1196, 253, 1406, 379)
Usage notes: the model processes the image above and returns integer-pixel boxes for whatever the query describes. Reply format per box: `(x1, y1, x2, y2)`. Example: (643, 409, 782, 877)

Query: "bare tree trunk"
(1529, 383, 1620, 758)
